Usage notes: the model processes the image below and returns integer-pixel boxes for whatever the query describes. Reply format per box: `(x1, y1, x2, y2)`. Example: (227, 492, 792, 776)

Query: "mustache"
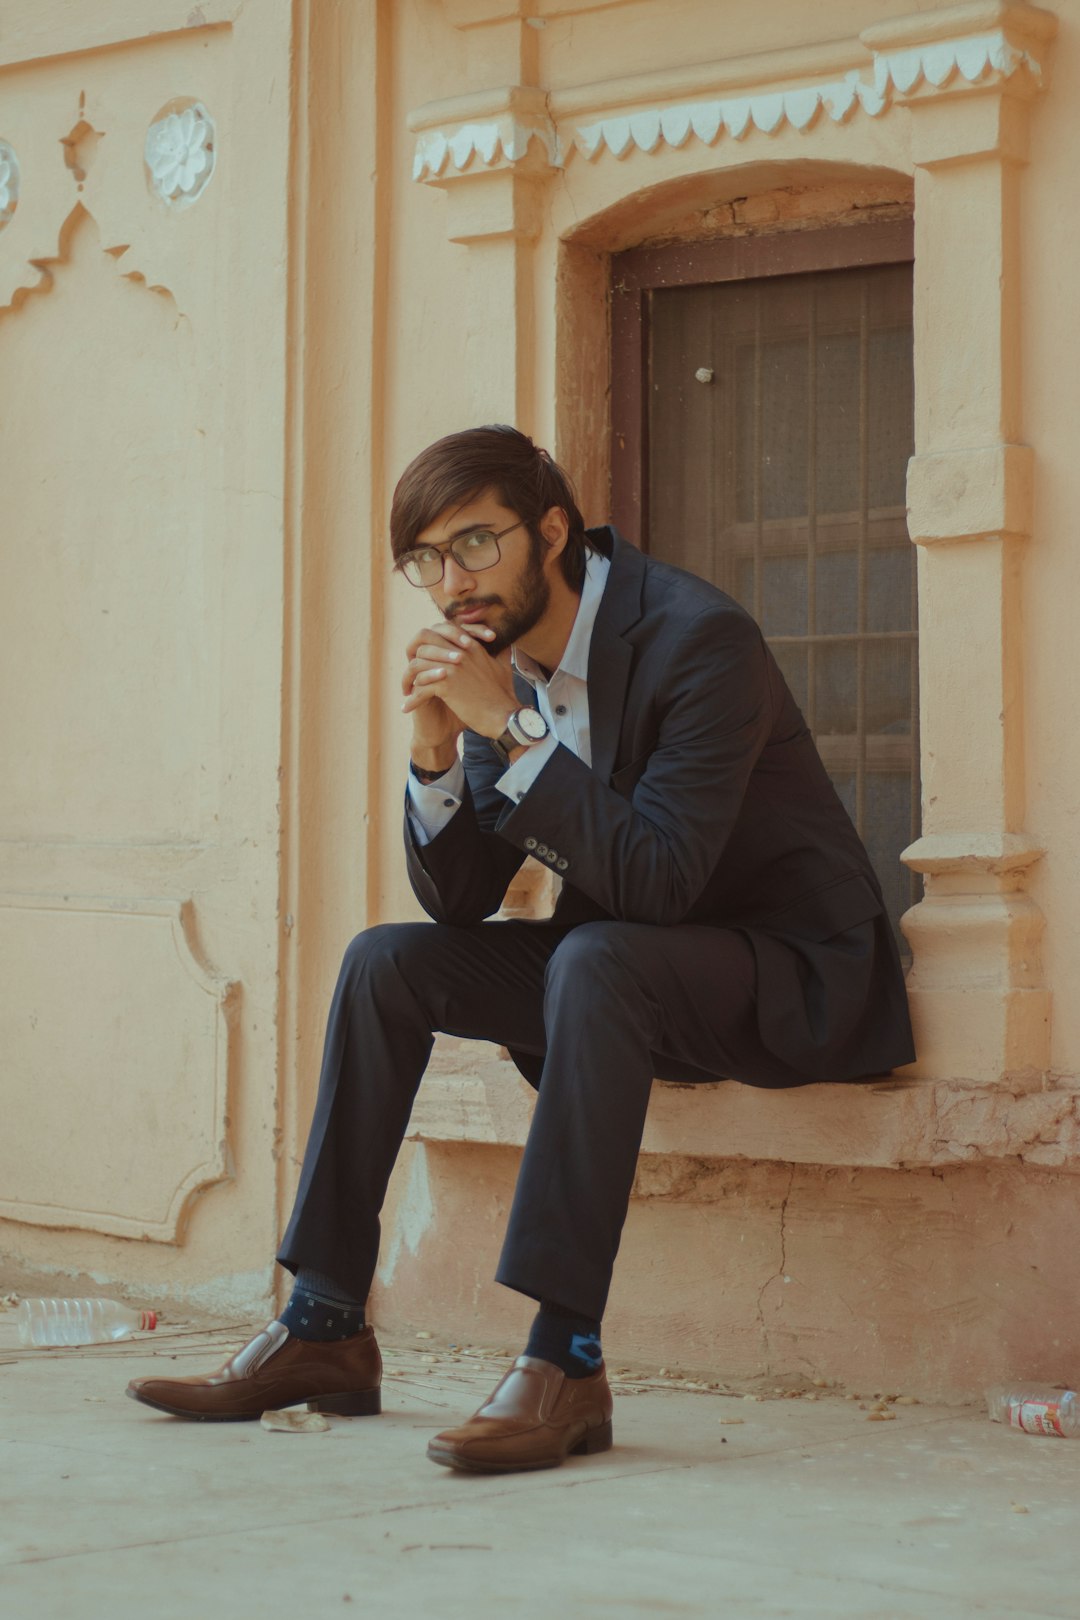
(446, 597, 503, 620)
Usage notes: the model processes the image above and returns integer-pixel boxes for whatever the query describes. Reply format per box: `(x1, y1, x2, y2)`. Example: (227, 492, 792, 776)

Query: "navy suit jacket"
(406, 526, 916, 1085)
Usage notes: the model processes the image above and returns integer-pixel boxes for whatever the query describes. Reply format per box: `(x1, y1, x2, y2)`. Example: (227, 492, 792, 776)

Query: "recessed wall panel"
(0, 897, 234, 1240)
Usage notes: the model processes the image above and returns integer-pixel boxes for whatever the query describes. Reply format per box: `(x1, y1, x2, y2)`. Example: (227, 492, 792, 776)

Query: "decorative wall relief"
(411, 24, 1051, 179)
(0, 140, 19, 228)
(413, 113, 559, 182)
(0, 205, 211, 845)
(62, 116, 105, 189)
(570, 31, 1049, 163)
(0, 896, 238, 1242)
(145, 100, 216, 207)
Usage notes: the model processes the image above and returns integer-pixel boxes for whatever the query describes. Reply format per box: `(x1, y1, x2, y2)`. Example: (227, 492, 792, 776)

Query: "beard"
(447, 532, 550, 655)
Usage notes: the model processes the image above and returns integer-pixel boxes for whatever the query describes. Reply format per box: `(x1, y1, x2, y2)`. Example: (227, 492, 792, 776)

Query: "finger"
(413, 666, 449, 686)
(416, 642, 464, 664)
(427, 623, 472, 649)
(404, 625, 459, 661)
(451, 622, 497, 643)
(417, 622, 495, 651)
(401, 660, 435, 697)
(405, 622, 495, 662)
(402, 652, 458, 694)
(446, 622, 498, 648)
(401, 686, 444, 713)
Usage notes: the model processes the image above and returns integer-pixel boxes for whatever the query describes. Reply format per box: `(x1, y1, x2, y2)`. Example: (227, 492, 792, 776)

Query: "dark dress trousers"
(278, 526, 916, 1319)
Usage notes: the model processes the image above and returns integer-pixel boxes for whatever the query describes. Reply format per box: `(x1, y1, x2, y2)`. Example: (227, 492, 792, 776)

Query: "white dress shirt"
(407, 549, 612, 844)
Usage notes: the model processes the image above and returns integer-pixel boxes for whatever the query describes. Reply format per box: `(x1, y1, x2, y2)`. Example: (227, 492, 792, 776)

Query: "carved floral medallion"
(0, 141, 19, 229)
(145, 102, 216, 207)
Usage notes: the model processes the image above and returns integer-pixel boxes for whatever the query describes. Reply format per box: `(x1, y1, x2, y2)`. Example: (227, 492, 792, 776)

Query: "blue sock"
(278, 1268, 365, 1342)
(524, 1300, 603, 1379)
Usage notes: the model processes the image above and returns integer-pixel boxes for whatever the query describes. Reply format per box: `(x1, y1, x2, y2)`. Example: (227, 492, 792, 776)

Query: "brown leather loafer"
(427, 1354, 613, 1473)
(126, 1320, 382, 1421)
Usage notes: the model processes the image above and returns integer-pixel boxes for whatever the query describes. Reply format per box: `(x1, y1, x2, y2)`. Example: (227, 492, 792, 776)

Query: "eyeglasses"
(395, 519, 531, 589)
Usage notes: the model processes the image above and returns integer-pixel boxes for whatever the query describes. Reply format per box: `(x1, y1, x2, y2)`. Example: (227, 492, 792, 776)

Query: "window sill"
(406, 1036, 1080, 1172)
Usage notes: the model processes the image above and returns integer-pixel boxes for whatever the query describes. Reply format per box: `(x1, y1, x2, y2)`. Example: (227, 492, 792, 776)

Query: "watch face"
(517, 708, 549, 740)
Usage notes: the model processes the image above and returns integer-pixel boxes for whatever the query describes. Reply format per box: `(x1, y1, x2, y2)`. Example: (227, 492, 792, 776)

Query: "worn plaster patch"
(377, 1147, 435, 1287)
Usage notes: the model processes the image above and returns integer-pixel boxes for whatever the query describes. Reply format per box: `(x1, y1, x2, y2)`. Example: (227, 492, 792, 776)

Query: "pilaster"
(408, 79, 557, 430)
(881, 2, 1057, 1085)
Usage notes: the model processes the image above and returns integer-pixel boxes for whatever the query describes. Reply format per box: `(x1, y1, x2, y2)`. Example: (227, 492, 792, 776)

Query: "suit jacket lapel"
(587, 529, 645, 784)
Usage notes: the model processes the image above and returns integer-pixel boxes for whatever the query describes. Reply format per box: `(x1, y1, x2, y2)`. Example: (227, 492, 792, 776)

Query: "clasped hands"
(401, 620, 517, 758)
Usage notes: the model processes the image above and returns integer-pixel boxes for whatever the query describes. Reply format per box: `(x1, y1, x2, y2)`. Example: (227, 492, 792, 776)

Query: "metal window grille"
(637, 256, 920, 957)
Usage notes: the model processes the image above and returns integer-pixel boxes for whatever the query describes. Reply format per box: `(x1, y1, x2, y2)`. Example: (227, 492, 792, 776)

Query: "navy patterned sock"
(278, 1268, 365, 1342)
(525, 1299, 603, 1379)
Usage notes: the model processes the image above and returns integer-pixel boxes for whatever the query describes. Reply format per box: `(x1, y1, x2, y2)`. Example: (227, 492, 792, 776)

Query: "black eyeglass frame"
(394, 517, 534, 588)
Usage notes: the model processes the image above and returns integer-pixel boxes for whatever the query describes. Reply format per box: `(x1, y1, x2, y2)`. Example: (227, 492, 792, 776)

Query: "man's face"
(417, 491, 551, 655)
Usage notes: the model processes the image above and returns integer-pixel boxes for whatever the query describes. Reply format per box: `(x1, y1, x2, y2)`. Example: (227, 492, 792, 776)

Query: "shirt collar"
(511, 548, 612, 688)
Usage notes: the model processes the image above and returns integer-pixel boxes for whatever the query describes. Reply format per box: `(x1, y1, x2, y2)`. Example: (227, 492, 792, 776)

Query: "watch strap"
(410, 760, 453, 785)
(489, 728, 514, 768)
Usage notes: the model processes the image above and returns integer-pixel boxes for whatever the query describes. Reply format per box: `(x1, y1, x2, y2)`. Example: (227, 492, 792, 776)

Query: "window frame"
(610, 215, 920, 946)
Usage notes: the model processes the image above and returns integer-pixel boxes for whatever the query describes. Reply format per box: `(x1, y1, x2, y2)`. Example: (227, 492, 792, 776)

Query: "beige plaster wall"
(0, 2, 297, 1315)
(0, 0, 387, 1317)
(5, 0, 1080, 1398)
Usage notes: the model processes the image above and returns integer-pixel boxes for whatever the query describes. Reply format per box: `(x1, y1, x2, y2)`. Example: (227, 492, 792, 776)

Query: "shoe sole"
(426, 1417, 613, 1473)
(125, 1386, 381, 1421)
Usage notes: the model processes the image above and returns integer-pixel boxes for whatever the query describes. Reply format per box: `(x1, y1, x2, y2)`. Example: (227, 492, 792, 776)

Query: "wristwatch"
(490, 706, 550, 767)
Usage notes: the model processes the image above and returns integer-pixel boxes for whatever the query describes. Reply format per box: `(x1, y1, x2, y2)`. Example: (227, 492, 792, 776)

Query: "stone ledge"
(406, 1037, 1080, 1171)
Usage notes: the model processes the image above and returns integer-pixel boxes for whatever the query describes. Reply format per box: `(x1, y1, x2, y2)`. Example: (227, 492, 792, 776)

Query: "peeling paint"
(377, 1146, 435, 1288)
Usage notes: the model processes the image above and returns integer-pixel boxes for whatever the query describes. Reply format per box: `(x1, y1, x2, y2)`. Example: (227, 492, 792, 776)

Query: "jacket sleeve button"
(524, 836, 537, 850)
(556, 857, 569, 871)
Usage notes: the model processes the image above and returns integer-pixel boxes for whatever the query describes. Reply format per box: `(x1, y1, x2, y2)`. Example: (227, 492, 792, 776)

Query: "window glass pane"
(735, 335, 809, 523)
(816, 551, 858, 636)
(865, 640, 913, 735)
(771, 642, 808, 716)
(866, 545, 915, 634)
(868, 328, 914, 510)
(760, 556, 807, 638)
(814, 642, 858, 734)
(814, 332, 860, 516)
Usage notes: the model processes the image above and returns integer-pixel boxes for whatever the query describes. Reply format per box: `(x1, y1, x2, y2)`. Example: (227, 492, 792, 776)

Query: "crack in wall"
(755, 1165, 796, 1368)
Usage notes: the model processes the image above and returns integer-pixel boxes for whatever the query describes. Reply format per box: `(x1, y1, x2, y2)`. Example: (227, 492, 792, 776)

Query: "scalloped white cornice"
(411, 10, 1054, 181)
(413, 109, 559, 179)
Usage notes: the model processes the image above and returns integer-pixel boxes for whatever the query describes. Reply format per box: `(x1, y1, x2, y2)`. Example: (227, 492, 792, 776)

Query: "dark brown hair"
(389, 424, 591, 591)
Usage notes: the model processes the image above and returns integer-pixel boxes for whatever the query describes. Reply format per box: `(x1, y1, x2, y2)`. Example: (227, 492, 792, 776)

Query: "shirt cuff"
(495, 733, 559, 805)
(406, 757, 466, 845)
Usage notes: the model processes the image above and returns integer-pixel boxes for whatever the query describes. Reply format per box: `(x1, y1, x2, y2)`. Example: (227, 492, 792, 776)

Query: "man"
(128, 425, 916, 1472)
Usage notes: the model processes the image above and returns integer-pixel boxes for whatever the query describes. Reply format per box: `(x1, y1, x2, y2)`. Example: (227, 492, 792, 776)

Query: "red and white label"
(1009, 1400, 1065, 1436)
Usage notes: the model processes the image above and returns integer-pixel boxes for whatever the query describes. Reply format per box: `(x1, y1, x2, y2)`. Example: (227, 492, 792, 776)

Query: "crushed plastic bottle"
(986, 1385, 1080, 1437)
(16, 1298, 158, 1348)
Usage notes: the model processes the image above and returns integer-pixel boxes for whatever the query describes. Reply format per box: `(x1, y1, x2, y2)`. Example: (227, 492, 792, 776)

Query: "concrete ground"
(2, 1309, 1079, 1620)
